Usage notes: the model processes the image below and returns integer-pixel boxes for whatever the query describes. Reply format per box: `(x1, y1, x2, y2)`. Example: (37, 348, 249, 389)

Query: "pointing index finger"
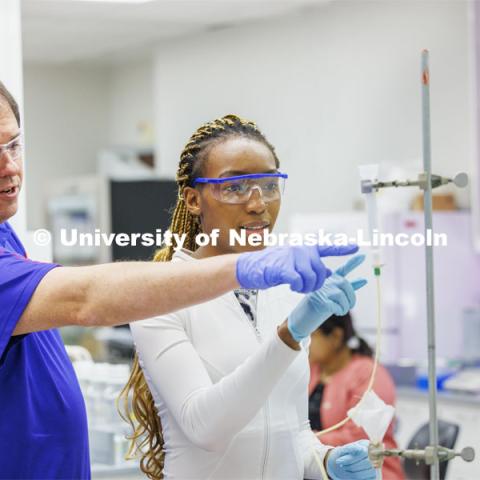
(317, 244, 359, 257)
(335, 254, 366, 277)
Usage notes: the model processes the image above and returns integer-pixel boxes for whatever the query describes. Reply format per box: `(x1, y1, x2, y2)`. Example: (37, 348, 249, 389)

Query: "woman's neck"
(321, 347, 352, 380)
(191, 245, 223, 259)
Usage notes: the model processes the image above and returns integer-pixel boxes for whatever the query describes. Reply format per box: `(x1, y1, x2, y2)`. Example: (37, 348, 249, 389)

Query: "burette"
(311, 164, 385, 480)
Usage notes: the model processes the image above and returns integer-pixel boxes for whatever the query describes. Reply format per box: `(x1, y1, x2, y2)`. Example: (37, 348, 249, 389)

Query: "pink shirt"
(309, 355, 405, 480)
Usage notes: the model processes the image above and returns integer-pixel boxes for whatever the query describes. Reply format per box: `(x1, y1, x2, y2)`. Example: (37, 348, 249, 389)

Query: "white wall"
(22, 1, 474, 232)
(0, 0, 26, 234)
(107, 60, 154, 149)
(153, 0, 473, 232)
(23, 64, 110, 230)
(22, 60, 155, 230)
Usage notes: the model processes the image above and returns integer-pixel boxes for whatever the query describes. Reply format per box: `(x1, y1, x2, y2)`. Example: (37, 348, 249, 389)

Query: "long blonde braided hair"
(118, 114, 280, 479)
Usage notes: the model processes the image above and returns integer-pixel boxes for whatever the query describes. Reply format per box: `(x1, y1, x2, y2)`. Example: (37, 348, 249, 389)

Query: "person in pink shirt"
(308, 312, 405, 480)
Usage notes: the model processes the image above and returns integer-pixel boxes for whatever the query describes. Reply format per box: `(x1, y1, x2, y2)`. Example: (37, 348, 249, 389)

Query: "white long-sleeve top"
(130, 249, 332, 480)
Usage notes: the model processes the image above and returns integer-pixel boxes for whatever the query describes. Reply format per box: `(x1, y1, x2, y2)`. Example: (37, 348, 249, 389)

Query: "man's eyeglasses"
(193, 173, 288, 204)
(0, 133, 23, 162)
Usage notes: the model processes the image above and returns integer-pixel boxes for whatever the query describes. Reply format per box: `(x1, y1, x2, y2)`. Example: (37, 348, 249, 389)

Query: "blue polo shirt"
(0, 222, 90, 479)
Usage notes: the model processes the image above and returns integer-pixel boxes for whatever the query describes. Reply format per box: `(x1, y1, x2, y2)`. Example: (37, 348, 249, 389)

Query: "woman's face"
(184, 136, 281, 255)
(309, 329, 342, 366)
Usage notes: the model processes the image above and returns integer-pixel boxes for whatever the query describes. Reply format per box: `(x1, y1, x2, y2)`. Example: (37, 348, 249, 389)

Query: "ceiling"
(22, 0, 330, 64)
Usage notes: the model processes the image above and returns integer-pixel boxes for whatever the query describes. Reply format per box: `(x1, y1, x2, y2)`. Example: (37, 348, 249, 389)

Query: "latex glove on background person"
(236, 244, 359, 293)
(327, 440, 376, 480)
(287, 255, 367, 342)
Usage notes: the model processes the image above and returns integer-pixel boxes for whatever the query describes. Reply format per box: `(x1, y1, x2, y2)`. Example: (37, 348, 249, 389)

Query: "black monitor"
(110, 179, 178, 261)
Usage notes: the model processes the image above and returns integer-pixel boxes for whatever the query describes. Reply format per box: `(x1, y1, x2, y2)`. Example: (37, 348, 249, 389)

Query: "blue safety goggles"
(192, 172, 288, 204)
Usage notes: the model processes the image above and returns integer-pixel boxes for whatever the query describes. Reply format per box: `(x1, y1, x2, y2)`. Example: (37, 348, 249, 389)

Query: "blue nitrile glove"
(327, 440, 376, 480)
(287, 255, 367, 342)
(236, 244, 359, 293)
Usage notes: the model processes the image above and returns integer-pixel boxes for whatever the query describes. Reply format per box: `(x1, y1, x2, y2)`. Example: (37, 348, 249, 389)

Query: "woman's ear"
(183, 186, 202, 218)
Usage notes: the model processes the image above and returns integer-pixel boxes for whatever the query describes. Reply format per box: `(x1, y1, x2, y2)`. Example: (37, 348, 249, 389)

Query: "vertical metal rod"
(421, 49, 440, 480)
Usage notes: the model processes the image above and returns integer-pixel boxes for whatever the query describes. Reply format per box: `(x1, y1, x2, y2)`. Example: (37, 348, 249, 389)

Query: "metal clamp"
(368, 442, 475, 466)
(361, 172, 468, 194)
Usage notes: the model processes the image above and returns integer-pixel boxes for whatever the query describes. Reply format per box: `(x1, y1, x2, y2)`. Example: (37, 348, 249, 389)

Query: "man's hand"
(236, 244, 359, 293)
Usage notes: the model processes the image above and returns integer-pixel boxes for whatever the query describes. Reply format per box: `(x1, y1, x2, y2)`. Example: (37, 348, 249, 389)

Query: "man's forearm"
(15, 255, 240, 334)
(81, 255, 240, 326)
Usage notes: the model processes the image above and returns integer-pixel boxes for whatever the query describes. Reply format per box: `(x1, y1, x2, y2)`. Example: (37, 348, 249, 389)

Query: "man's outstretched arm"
(13, 244, 358, 335)
(14, 255, 239, 334)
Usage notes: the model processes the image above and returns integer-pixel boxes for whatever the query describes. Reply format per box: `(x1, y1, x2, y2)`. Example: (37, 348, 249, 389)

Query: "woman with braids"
(120, 115, 376, 480)
(308, 312, 405, 479)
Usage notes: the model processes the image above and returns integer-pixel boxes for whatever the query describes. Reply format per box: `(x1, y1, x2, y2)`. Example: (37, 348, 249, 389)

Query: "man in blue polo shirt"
(0, 224, 91, 477)
(0, 81, 359, 479)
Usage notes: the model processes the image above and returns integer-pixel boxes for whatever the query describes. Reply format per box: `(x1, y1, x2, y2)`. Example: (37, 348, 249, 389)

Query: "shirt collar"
(0, 221, 12, 236)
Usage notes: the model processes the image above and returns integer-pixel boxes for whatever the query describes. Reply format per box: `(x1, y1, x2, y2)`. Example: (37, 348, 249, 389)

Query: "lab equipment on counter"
(443, 369, 480, 394)
(73, 361, 134, 468)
